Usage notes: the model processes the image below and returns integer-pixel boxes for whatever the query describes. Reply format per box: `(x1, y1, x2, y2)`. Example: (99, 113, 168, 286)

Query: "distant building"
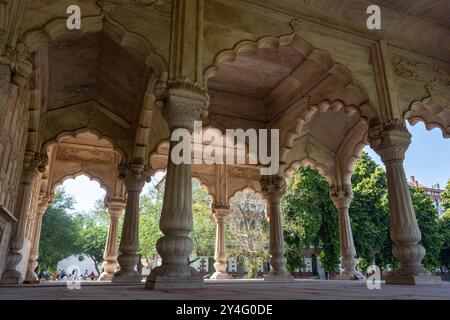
(409, 176, 445, 218)
(56, 254, 102, 276)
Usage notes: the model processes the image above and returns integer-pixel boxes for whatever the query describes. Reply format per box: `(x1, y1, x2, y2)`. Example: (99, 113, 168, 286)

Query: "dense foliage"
(39, 190, 81, 272)
(282, 152, 449, 276)
(283, 167, 340, 275)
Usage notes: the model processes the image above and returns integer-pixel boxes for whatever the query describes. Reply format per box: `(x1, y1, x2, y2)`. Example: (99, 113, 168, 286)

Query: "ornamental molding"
(56, 146, 115, 165)
(97, 0, 172, 15)
(392, 54, 450, 88)
(425, 83, 450, 108)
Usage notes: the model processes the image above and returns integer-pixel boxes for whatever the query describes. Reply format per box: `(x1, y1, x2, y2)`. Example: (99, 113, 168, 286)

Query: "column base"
(336, 270, 365, 280)
(264, 272, 294, 282)
(210, 271, 232, 280)
(384, 269, 442, 285)
(111, 270, 142, 283)
(145, 265, 204, 290)
(99, 272, 114, 281)
(23, 279, 40, 284)
(23, 273, 40, 284)
(0, 270, 24, 284)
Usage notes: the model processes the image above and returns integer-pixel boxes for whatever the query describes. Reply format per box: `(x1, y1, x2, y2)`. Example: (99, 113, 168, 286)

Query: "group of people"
(37, 269, 97, 281)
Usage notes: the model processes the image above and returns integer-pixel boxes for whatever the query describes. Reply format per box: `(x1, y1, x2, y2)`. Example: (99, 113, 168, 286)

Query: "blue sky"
(61, 122, 449, 213)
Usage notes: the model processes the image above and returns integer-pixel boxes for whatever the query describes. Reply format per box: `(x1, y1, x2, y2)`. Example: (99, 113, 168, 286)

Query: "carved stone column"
(100, 201, 125, 281)
(0, 42, 32, 88)
(23, 198, 50, 284)
(112, 167, 146, 283)
(369, 122, 441, 285)
(211, 205, 232, 280)
(329, 185, 364, 280)
(260, 175, 293, 281)
(1, 154, 43, 284)
(146, 82, 208, 289)
(0, 64, 10, 96)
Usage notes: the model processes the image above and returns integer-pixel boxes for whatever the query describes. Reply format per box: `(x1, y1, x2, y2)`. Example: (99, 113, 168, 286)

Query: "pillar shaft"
(330, 186, 364, 280)
(211, 206, 232, 279)
(23, 200, 48, 284)
(100, 202, 124, 281)
(146, 82, 207, 290)
(1, 162, 40, 284)
(260, 175, 293, 281)
(112, 169, 146, 283)
(369, 121, 441, 285)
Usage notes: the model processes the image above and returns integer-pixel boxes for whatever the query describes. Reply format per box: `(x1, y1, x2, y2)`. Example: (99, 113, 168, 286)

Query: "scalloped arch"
(192, 176, 215, 205)
(203, 32, 372, 108)
(21, 15, 105, 52)
(283, 158, 335, 186)
(52, 171, 109, 195)
(42, 127, 126, 163)
(280, 99, 365, 164)
(228, 186, 267, 208)
(204, 33, 313, 86)
(405, 97, 450, 139)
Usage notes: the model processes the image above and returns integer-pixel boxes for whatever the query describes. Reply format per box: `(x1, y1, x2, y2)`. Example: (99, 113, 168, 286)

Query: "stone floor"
(0, 279, 449, 300)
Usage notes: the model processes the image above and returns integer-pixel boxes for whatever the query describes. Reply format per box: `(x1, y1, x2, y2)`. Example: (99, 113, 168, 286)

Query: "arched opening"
(227, 189, 268, 279)
(38, 174, 110, 281)
(29, 130, 127, 283)
(282, 166, 340, 280)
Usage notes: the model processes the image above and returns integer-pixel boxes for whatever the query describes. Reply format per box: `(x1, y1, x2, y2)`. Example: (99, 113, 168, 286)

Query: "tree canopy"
(282, 151, 449, 276)
(282, 167, 340, 274)
(39, 190, 82, 272)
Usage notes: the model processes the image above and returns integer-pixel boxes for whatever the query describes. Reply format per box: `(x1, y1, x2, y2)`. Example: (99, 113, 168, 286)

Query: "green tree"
(139, 185, 163, 269)
(282, 167, 340, 275)
(190, 181, 215, 262)
(75, 200, 109, 275)
(350, 152, 392, 271)
(39, 189, 82, 272)
(442, 179, 450, 216)
(439, 212, 450, 270)
(410, 187, 444, 271)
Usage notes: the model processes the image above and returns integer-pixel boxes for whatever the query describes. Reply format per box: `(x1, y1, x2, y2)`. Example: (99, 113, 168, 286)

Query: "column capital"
(329, 185, 353, 209)
(166, 79, 209, 130)
(107, 200, 126, 218)
(368, 120, 411, 163)
(0, 42, 32, 86)
(119, 165, 149, 192)
(212, 204, 229, 222)
(260, 175, 286, 201)
(36, 195, 52, 216)
(21, 153, 47, 184)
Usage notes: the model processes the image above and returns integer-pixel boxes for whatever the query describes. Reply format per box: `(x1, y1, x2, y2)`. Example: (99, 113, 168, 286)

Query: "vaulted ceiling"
(47, 31, 152, 125)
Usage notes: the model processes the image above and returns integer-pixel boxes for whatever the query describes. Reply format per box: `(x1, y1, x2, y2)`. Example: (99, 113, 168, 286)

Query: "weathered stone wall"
(0, 68, 31, 278)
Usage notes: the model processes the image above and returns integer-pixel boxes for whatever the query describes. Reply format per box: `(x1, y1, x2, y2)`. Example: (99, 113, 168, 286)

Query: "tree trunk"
(236, 256, 245, 278)
(92, 258, 101, 276)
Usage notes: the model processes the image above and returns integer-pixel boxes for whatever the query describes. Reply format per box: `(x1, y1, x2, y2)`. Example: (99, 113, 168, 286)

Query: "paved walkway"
(0, 279, 449, 300)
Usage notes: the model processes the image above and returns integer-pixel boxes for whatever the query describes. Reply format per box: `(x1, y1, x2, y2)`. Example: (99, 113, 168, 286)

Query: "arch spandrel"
(391, 50, 450, 138)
